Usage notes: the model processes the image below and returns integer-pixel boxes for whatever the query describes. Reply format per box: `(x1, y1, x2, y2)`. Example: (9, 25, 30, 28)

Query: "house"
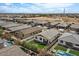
(14, 18, 33, 24)
(0, 20, 6, 26)
(70, 24, 79, 34)
(48, 22, 59, 28)
(1, 22, 21, 29)
(0, 45, 28, 56)
(33, 20, 48, 26)
(22, 19, 33, 24)
(34, 29, 60, 45)
(14, 27, 42, 39)
(57, 23, 70, 29)
(58, 33, 79, 50)
(0, 17, 13, 21)
(0, 20, 5, 24)
(7, 24, 31, 32)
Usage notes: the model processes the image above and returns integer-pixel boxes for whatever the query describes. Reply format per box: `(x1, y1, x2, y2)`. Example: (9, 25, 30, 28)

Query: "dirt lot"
(26, 17, 79, 24)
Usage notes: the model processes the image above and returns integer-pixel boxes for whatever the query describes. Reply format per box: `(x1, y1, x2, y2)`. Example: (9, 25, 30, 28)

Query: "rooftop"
(57, 23, 69, 27)
(0, 20, 6, 26)
(70, 24, 79, 29)
(2, 22, 21, 28)
(58, 32, 79, 44)
(18, 27, 42, 35)
(8, 24, 31, 32)
(0, 45, 27, 56)
(50, 22, 59, 25)
(38, 29, 59, 41)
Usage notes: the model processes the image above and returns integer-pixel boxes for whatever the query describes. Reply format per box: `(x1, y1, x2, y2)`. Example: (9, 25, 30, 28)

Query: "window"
(60, 40, 63, 43)
(76, 44, 79, 46)
(40, 37, 42, 40)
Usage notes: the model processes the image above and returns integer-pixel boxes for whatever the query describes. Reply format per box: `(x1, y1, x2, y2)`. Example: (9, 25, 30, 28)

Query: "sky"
(0, 3, 79, 13)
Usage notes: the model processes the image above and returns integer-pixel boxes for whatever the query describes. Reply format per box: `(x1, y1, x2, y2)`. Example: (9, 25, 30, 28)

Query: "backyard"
(54, 45, 67, 51)
(21, 40, 47, 53)
(54, 44, 79, 56)
(28, 40, 46, 49)
(69, 49, 79, 56)
(0, 28, 4, 37)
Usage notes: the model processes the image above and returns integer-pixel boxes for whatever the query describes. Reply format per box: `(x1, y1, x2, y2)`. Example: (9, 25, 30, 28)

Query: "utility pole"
(63, 8, 65, 16)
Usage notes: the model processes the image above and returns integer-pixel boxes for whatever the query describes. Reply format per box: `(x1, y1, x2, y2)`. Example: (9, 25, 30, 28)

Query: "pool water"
(3, 40, 14, 47)
(55, 50, 75, 56)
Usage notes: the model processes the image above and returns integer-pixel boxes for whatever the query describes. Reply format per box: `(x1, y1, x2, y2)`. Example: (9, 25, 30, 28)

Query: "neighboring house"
(50, 22, 59, 28)
(15, 18, 33, 24)
(14, 27, 42, 39)
(0, 18, 13, 21)
(0, 45, 27, 56)
(7, 24, 31, 32)
(1, 22, 21, 29)
(34, 29, 60, 45)
(46, 22, 59, 29)
(58, 33, 79, 50)
(23, 19, 33, 24)
(0, 20, 7, 26)
(33, 20, 48, 26)
(70, 24, 79, 34)
(57, 23, 70, 29)
(3, 24, 31, 39)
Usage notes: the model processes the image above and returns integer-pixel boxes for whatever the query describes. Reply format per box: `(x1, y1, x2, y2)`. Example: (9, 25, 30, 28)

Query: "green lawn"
(0, 29, 3, 33)
(22, 40, 47, 52)
(0, 29, 3, 37)
(54, 45, 67, 51)
(54, 45, 79, 56)
(69, 49, 79, 56)
(27, 40, 46, 49)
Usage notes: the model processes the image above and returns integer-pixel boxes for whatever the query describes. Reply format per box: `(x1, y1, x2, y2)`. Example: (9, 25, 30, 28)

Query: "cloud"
(33, 3, 73, 8)
(31, 3, 74, 13)
(0, 3, 75, 13)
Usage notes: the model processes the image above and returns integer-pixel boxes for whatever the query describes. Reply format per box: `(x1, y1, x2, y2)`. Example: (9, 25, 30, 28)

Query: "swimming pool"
(3, 40, 14, 47)
(55, 50, 75, 56)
